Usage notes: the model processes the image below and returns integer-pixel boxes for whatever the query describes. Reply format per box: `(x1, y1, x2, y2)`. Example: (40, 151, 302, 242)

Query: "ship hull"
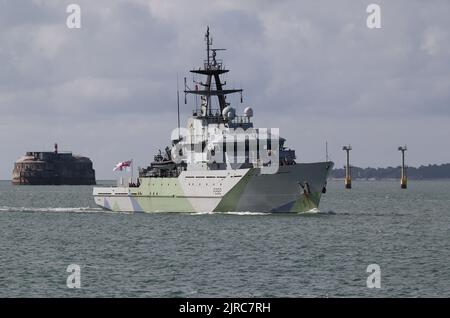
(93, 161, 333, 213)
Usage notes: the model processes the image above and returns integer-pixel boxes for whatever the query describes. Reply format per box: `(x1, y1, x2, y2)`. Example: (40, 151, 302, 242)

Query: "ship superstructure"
(93, 28, 333, 213)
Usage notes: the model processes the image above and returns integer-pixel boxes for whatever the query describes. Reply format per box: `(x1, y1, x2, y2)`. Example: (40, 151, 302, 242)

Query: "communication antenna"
(183, 27, 243, 116)
(177, 74, 180, 141)
(184, 77, 187, 104)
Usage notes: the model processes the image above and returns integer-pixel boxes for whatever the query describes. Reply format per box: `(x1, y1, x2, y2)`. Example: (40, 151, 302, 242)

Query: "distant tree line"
(331, 163, 450, 180)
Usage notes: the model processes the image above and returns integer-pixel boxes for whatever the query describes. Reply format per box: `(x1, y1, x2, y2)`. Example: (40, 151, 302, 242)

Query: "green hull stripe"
(290, 192, 321, 212)
(213, 171, 252, 212)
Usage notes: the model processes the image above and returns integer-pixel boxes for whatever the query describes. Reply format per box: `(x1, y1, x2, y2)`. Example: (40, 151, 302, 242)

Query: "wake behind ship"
(93, 28, 333, 213)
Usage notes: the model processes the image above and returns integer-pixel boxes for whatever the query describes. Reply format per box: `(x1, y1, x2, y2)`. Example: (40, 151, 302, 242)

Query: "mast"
(177, 75, 180, 140)
(184, 27, 243, 117)
(206, 26, 210, 69)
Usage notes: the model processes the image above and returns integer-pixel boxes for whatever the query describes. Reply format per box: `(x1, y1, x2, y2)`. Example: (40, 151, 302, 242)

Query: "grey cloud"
(1, 0, 450, 178)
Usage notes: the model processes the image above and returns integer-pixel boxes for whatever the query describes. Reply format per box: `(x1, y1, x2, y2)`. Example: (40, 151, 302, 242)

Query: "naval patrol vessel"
(93, 28, 333, 213)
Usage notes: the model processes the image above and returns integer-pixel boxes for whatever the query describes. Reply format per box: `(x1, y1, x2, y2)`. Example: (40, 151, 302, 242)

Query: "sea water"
(0, 180, 449, 297)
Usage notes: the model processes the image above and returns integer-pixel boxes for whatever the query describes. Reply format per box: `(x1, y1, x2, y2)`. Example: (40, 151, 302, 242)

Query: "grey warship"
(12, 143, 96, 185)
(93, 28, 334, 213)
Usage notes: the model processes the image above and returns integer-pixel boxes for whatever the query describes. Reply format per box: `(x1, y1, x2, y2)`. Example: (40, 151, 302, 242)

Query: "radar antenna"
(184, 27, 243, 117)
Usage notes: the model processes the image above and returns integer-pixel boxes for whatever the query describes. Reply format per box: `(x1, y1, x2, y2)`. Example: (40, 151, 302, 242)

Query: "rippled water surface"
(0, 180, 449, 297)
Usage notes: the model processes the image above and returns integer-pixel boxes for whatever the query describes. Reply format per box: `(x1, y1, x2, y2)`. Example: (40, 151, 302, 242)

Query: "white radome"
(244, 107, 253, 117)
(222, 106, 236, 120)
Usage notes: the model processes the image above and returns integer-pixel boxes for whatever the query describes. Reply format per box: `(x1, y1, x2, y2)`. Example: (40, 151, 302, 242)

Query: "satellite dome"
(222, 106, 236, 120)
(244, 107, 253, 117)
(222, 106, 231, 118)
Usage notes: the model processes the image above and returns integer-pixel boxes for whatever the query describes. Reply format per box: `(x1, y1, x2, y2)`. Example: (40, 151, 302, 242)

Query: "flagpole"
(177, 73, 181, 141)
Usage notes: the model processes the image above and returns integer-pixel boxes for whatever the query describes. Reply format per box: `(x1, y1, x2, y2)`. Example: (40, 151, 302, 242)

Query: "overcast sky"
(1, 0, 449, 179)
